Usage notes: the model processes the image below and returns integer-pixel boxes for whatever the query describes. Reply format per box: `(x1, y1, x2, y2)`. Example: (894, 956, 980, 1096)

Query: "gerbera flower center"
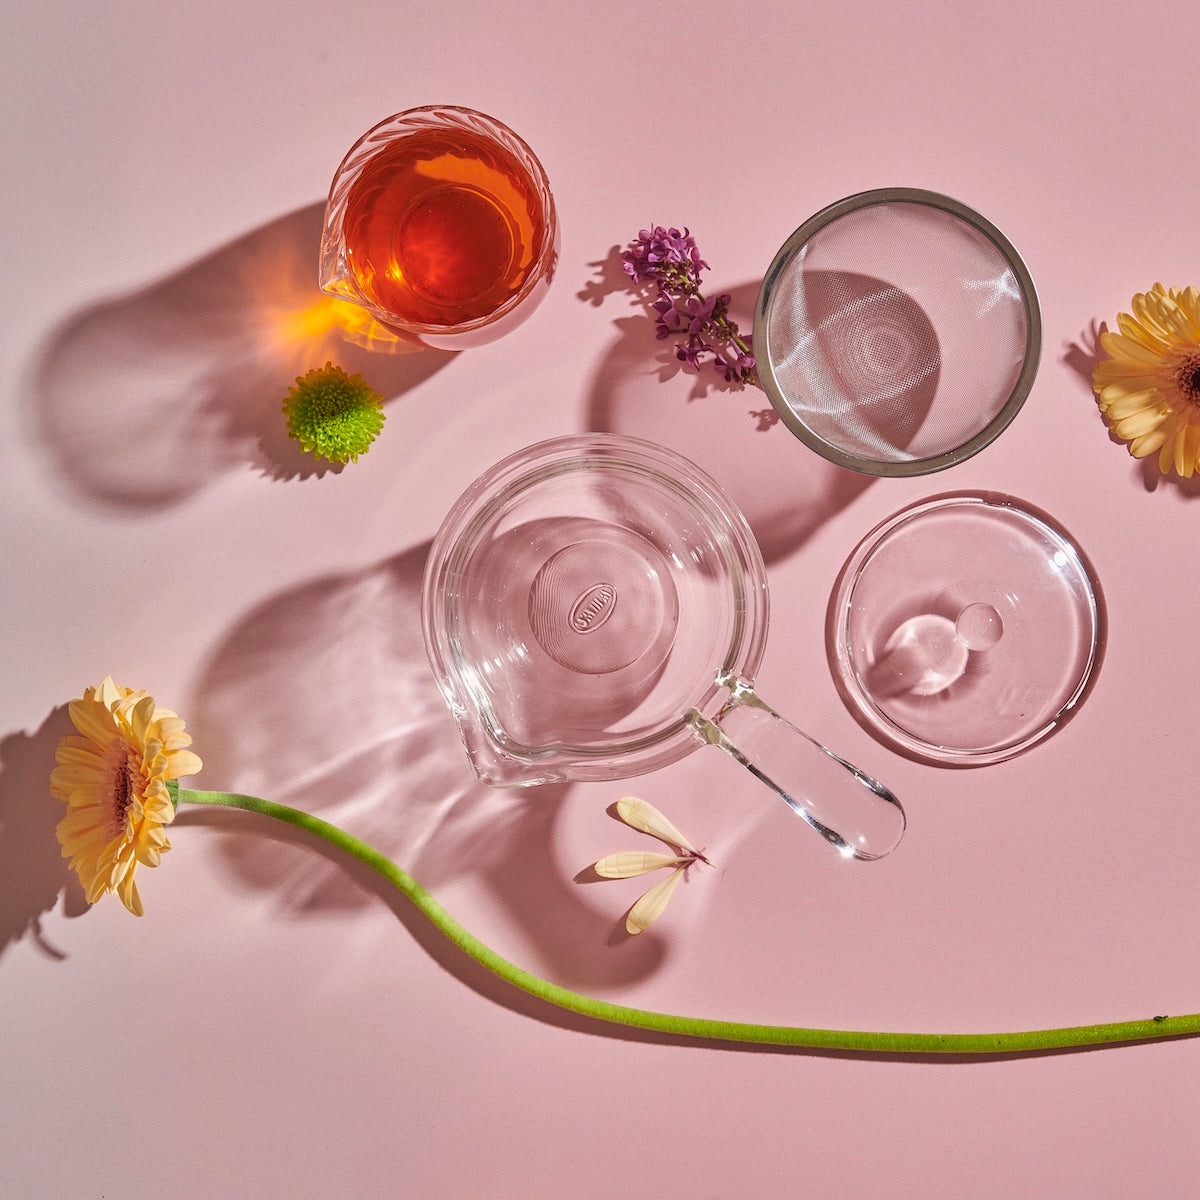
(1165, 347, 1200, 410)
(103, 738, 141, 838)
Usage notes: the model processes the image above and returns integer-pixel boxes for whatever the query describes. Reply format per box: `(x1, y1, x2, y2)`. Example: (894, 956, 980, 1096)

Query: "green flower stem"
(181, 789, 1200, 1056)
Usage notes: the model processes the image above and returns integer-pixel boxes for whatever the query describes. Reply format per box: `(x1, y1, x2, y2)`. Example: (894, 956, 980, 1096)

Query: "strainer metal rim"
(754, 187, 1042, 478)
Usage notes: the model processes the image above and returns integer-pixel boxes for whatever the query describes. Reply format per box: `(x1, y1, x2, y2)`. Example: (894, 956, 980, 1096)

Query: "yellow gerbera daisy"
(51, 677, 202, 916)
(1092, 283, 1200, 477)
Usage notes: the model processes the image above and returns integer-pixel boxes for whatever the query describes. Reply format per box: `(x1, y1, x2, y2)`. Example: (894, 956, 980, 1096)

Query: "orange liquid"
(341, 127, 546, 327)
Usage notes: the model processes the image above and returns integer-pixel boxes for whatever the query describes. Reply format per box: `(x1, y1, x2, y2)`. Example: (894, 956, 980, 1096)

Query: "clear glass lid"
(830, 494, 1103, 764)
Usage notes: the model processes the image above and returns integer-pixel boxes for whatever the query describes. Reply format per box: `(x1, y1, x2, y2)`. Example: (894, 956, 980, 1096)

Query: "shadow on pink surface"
(1, 690, 1164, 1059)
(580, 259, 875, 564)
(0, 706, 89, 959)
(31, 204, 452, 511)
(184, 540, 670, 991)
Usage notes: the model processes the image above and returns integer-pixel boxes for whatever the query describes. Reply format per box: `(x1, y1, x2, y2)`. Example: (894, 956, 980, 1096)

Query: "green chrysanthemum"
(283, 362, 385, 464)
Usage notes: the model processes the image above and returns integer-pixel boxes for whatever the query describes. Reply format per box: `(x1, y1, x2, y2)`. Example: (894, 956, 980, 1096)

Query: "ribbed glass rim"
(319, 104, 558, 337)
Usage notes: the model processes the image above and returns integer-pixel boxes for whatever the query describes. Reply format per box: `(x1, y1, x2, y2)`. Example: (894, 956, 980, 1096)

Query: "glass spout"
(687, 675, 905, 860)
(317, 254, 360, 303)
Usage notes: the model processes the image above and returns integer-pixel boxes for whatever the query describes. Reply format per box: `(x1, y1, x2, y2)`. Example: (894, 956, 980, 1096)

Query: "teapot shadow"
(187, 540, 668, 990)
(31, 203, 452, 511)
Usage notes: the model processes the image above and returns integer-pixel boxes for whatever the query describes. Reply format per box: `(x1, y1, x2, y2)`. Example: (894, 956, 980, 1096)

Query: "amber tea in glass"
(320, 107, 557, 350)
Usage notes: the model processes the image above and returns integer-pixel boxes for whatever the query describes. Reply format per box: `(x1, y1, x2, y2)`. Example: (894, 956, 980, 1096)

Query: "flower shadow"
(577, 244, 631, 309)
(583, 272, 874, 564)
(30, 203, 453, 512)
(0, 706, 88, 960)
(183, 540, 667, 990)
(1062, 319, 1105, 391)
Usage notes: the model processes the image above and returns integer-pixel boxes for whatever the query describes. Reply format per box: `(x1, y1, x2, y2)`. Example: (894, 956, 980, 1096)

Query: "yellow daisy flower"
(51, 677, 202, 916)
(1092, 283, 1200, 477)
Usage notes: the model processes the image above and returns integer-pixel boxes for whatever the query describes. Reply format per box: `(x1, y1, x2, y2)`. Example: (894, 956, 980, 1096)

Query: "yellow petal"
(1117, 310, 1172, 353)
(118, 871, 144, 917)
(1099, 330, 1166, 366)
(138, 822, 171, 849)
(1159, 433, 1177, 475)
(1144, 290, 1198, 343)
(56, 808, 105, 838)
(1130, 427, 1170, 458)
(166, 748, 203, 778)
(1092, 360, 1157, 391)
(131, 694, 157, 746)
(1100, 389, 1160, 419)
(1114, 407, 1169, 440)
(62, 785, 104, 808)
(626, 869, 685, 934)
(54, 739, 106, 767)
(1177, 286, 1200, 330)
(142, 795, 176, 826)
(96, 839, 129, 873)
(1096, 373, 1159, 398)
(85, 864, 118, 904)
(594, 851, 688, 878)
(1174, 427, 1189, 476)
(158, 716, 191, 748)
(1178, 422, 1200, 477)
(62, 839, 98, 869)
(616, 795, 696, 853)
(68, 697, 119, 747)
(50, 763, 107, 791)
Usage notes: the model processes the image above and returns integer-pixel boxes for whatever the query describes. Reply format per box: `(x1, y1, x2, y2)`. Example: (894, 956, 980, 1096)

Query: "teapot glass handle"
(686, 675, 905, 860)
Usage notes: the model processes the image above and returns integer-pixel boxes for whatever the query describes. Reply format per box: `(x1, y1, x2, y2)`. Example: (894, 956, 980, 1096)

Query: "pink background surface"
(3, 2, 1199, 1196)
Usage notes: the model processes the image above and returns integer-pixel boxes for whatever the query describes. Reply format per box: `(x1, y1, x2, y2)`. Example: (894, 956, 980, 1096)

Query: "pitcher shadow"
(581, 266, 875, 564)
(185, 539, 667, 991)
(30, 203, 453, 512)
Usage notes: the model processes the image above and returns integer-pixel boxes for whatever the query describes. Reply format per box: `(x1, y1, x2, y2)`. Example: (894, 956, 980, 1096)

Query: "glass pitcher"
(422, 434, 905, 860)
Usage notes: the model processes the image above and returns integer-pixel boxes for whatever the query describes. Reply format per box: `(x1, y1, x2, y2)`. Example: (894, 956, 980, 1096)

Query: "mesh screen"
(762, 199, 1032, 469)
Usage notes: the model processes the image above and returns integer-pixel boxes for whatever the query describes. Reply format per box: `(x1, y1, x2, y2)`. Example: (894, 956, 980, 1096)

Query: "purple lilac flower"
(622, 225, 708, 287)
(620, 225, 757, 388)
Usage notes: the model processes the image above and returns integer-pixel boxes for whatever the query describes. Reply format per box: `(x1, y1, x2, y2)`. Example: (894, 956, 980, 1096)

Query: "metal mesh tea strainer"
(754, 188, 1041, 476)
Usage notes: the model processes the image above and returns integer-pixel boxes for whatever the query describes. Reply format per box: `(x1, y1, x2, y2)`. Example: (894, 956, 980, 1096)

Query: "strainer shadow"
(585, 279, 874, 565)
(759, 268, 942, 466)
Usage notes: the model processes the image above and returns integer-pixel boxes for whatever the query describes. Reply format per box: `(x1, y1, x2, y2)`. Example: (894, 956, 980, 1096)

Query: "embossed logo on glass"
(570, 584, 617, 633)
